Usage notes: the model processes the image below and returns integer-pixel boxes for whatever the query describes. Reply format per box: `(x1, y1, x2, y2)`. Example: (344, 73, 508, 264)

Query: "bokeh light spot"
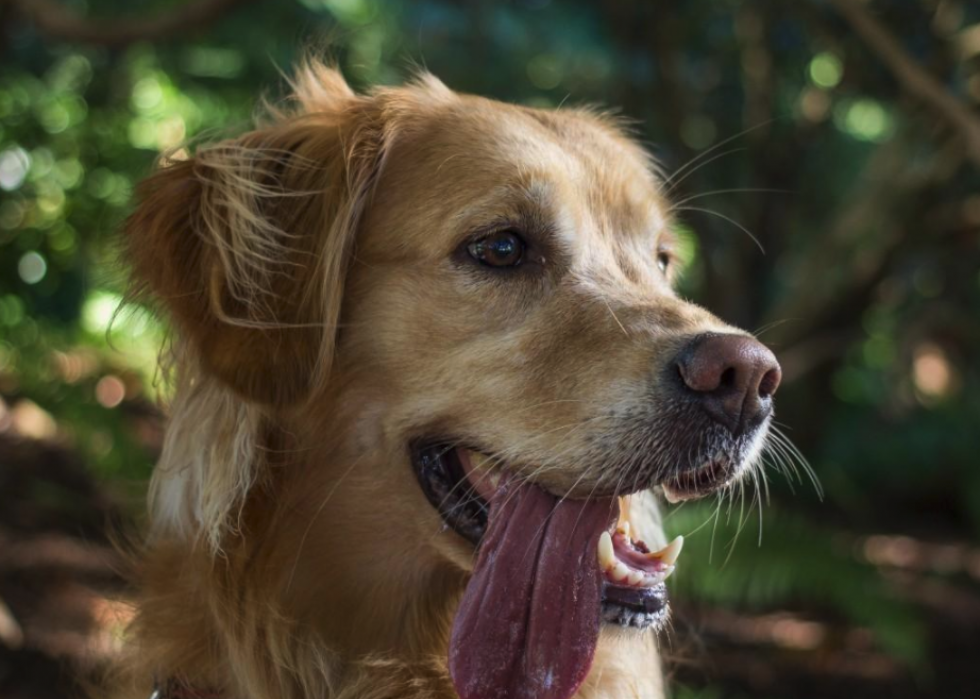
(131, 77, 164, 112)
(0, 295, 25, 326)
(0, 200, 26, 229)
(681, 115, 717, 149)
(809, 53, 842, 89)
(0, 147, 31, 191)
(96, 375, 126, 408)
(912, 343, 953, 399)
(17, 252, 47, 284)
(838, 99, 894, 142)
(798, 88, 830, 122)
(10, 399, 57, 440)
(527, 54, 563, 90)
(82, 291, 122, 334)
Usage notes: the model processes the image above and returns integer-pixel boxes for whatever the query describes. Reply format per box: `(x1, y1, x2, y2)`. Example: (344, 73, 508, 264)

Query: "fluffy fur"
(114, 61, 759, 699)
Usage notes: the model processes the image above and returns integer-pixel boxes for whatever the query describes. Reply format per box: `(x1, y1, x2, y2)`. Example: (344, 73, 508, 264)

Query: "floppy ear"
(125, 68, 384, 405)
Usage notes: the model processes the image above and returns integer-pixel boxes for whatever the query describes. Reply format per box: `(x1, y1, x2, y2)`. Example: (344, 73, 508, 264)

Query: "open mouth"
(413, 441, 728, 699)
(414, 444, 492, 546)
(413, 443, 685, 631)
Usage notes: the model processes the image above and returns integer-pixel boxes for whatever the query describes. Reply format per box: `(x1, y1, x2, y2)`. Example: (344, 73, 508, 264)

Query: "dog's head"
(127, 63, 780, 699)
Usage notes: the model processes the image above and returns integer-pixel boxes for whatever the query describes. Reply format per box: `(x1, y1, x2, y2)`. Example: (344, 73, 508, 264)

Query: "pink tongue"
(449, 477, 617, 699)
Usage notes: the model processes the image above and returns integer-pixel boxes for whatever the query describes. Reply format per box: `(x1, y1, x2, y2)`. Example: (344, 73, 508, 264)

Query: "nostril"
(672, 333, 781, 435)
(718, 367, 736, 390)
(758, 367, 781, 399)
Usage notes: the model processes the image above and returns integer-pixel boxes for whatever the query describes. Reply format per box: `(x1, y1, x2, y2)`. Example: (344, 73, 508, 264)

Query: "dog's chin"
(410, 439, 756, 635)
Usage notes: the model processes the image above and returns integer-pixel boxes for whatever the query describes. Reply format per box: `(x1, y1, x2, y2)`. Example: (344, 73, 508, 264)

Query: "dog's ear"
(125, 67, 384, 404)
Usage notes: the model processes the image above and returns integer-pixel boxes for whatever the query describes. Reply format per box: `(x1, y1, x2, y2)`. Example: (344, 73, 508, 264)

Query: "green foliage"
(667, 500, 925, 664)
(2, 0, 979, 684)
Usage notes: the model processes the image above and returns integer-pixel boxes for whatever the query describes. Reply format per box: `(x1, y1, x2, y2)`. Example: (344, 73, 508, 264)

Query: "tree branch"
(830, 0, 980, 168)
(9, 0, 258, 47)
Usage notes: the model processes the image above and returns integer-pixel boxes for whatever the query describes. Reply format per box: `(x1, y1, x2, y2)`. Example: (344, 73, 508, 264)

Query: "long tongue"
(449, 477, 618, 699)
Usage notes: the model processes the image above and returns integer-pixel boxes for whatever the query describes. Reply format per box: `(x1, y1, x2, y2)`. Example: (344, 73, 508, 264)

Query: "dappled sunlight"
(862, 534, 980, 581)
(912, 343, 957, 402)
(2, 0, 978, 698)
(7, 398, 57, 440)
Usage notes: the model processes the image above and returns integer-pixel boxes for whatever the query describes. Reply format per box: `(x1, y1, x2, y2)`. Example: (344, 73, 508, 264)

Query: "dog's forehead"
(362, 95, 671, 272)
(442, 98, 664, 219)
(421, 99, 662, 217)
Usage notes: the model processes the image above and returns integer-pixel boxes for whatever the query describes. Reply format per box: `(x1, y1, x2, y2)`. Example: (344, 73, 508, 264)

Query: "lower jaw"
(602, 601, 669, 630)
(601, 583, 669, 630)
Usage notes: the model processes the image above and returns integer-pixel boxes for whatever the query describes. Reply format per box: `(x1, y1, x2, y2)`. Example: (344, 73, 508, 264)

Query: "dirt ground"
(1, 433, 978, 699)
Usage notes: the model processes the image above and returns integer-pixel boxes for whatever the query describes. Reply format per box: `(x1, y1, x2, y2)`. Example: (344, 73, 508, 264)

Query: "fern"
(665, 501, 925, 664)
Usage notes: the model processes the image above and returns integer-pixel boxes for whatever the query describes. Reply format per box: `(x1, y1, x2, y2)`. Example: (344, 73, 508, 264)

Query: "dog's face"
(128, 67, 781, 699)
(337, 92, 777, 534)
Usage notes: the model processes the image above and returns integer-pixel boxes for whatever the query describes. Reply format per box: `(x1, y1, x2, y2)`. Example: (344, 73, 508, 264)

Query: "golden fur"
(116, 62, 752, 699)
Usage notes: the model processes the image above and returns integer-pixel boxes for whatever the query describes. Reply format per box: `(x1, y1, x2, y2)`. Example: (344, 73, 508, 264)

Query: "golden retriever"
(116, 61, 782, 699)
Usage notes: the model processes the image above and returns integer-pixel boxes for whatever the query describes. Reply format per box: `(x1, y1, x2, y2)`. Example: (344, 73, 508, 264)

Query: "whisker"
(661, 119, 776, 191)
(752, 317, 796, 338)
(670, 205, 765, 254)
(285, 450, 369, 593)
(670, 187, 791, 210)
(769, 426, 823, 499)
(664, 148, 747, 196)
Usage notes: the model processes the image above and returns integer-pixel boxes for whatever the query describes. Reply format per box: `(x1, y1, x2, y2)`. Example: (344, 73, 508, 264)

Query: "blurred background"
(1, 0, 978, 697)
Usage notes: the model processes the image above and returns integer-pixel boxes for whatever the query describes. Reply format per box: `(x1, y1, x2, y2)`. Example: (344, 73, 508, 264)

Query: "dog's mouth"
(414, 442, 683, 624)
(413, 442, 695, 699)
(414, 443, 493, 546)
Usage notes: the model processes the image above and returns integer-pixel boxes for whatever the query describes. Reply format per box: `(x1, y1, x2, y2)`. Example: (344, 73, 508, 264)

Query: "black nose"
(675, 333, 782, 436)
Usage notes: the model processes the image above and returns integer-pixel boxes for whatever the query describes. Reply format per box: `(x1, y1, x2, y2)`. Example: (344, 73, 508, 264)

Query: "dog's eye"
(657, 252, 671, 275)
(468, 231, 526, 268)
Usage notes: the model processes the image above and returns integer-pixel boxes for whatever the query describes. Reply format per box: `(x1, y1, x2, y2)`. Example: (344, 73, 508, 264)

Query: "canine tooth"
(617, 521, 631, 540)
(661, 485, 694, 504)
(649, 535, 684, 566)
(662, 535, 684, 565)
(598, 531, 615, 570)
(610, 562, 630, 582)
(662, 564, 676, 581)
(627, 569, 644, 586)
(617, 496, 632, 528)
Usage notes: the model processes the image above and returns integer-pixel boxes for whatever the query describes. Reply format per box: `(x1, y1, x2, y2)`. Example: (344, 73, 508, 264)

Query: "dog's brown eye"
(468, 231, 525, 268)
(657, 252, 671, 274)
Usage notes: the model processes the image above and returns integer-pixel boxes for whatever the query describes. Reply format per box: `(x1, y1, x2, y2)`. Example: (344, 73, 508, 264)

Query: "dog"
(115, 61, 782, 699)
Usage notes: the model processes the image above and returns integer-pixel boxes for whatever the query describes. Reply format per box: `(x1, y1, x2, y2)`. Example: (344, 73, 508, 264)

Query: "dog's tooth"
(662, 564, 676, 581)
(649, 535, 684, 566)
(598, 531, 615, 570)
(627, 569, 644, 586)
(610, 562, 631, 582)
(661, 535, 684, 566)
(617, 521, 631, 540)
(642, 568, 669, 587)
(617, 496, 632, 529)
(661, 485, 685, 504)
